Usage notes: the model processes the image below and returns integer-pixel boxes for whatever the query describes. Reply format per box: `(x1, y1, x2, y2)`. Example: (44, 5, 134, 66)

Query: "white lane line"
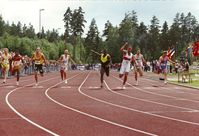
(112, 75, 199, 104)
(78, 72, 199, 127)
(148, 110, 199, 114)
(46, 72, 158, 136)
(103, 79, 197, 112)
(0, 117, 22, 121)
(61, 86, 71, 89)
(6, 76, 60, 136)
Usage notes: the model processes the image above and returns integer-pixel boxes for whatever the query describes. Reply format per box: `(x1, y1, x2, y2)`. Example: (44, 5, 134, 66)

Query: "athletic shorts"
(34, 64, 44, 74)
(60, 65, 68, 72)
(120, 62, 131, 74)
(100, 66, 109, 76)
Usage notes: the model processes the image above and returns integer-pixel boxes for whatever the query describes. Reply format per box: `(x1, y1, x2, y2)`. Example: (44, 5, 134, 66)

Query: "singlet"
(122, 52, 133, 64)
(61, 54, 69, 66)
(134, 54, 143, 67)
(12, 55, 22, 67)
(32, 53, 45, 65)
(2, 54, 11, 64)
(160, 56, 169, 69)
(101, 54, 109, 63)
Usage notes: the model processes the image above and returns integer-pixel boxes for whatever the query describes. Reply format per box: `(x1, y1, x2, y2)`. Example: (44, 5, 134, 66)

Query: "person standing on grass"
(91, 49, 111, 88)
(134, 49, 146, 86)
(119, 42, 134, 89)
(159, 51, 175, 84)
(32, 47, 46, 86)
(12, 50, 23, 86)
(59, 49, 75, 84)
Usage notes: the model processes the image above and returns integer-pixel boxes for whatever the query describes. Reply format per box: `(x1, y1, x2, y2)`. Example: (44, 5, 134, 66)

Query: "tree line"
(0, 7, 199, 64)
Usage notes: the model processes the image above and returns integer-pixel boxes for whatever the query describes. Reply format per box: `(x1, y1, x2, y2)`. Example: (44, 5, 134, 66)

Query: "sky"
(0, 0, 199, 37)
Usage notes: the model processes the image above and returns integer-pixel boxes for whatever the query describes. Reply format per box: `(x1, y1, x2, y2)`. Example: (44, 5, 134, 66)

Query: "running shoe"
(3, 80, 6, 84)
(65, 80, 68, 84)
(135, 80, 139, 86)
(122, 85, 126, 90)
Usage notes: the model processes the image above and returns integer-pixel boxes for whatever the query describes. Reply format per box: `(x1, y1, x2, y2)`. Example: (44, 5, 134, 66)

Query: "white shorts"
(119, 62, 131, 74)
(60, 65, 68, 72)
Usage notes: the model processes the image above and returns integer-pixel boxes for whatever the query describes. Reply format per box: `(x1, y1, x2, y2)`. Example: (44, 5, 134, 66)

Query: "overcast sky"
(0, 0, 199, 37)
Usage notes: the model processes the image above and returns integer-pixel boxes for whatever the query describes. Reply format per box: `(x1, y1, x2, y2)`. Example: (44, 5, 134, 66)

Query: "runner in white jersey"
(119, 42, 134, 89)
(134, 49, 146, 85)
(59, 49, 75, 84)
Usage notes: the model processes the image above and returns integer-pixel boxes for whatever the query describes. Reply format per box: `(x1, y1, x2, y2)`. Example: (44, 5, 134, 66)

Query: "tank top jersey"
(134, 54, 143, 67)
(160, 56, 169, 69)
(61, 54, 69, 66)
(122, 52, 133, 64)
(12, 55, 22, 67)
(33, 53, 44, 65)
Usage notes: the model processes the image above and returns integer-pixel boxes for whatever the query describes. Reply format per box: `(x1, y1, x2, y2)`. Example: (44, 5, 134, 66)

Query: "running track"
(1, 70, 199, 136)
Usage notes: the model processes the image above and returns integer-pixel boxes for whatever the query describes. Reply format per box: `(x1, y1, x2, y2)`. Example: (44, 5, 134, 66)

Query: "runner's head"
(36, 47, 41, 53)
(4, 48, 8, 54)
(102, 49, 107, 55)
(127, 46, 132, 53)
(64, 49, 69, 55)
(162, 51, 167, 57)
(137, 49, 140, 55)
(15, 50, 19, 55)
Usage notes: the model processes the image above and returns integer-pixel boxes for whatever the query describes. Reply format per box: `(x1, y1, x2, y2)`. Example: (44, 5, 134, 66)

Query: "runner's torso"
(2, 54, 11, 64)
(122, 52, 133, 64)
(61, 54, 69, 66)
(160, 56, 168, 69)
(12, 55, 22, 67)
(100, 54, 110, 67)
(33, 53, 44, 65)
(134, 54, 143, 67)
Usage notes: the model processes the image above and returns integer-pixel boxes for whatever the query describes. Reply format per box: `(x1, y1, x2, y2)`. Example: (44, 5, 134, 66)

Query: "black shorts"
(34, 64, 44, 74)
(100, 66, 109, 77)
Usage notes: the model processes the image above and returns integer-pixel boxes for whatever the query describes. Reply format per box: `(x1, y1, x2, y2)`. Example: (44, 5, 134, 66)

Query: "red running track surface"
(1, 70, 199, 136)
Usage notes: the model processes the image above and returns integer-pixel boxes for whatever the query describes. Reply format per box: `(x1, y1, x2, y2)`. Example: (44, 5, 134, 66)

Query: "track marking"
(45, 72, 158, 136)
(6, 76, 60, 136)
(112, 75, 199, 104)
(88, 86, 101, 89)
(148, 110, 199, 114)
(104, 81, 197, 111)
(61, 86, 71, 89)
(32, 86, 44, 88)
(77, 72, 199, 127)
(3, 86, 16, 88)
(0, 117, 22, 121)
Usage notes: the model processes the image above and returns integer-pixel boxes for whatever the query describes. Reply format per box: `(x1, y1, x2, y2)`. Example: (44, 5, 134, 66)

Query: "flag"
(193, 41, 199, 57)
(167, 48, 175, 59)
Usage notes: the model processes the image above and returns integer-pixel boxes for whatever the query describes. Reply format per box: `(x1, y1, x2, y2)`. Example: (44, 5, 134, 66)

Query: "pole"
(39, 9, 44, 33)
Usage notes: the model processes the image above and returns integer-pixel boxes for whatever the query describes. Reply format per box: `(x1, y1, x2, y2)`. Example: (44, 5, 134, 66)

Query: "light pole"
(39, 9, 45, 33)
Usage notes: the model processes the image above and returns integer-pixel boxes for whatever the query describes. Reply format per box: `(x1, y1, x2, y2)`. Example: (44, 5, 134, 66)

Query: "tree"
(0, 15, 5, 36)
(160, 21, 169, 50)
(84, 18, 101, 63)
(63, 7, 72, 43)
(26, 23, 35, 38)
(102, 20, 113, 41)
(136, 22, 148, 56)
(147, 16, 161, 59)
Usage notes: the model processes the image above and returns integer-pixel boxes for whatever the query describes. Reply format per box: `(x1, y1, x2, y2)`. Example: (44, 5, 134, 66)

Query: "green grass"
(170, 80, 199, 88)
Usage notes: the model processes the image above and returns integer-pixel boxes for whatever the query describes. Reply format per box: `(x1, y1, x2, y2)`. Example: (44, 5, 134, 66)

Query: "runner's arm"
(91, 50, 101, 56)
(120, 42, 128, 52)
